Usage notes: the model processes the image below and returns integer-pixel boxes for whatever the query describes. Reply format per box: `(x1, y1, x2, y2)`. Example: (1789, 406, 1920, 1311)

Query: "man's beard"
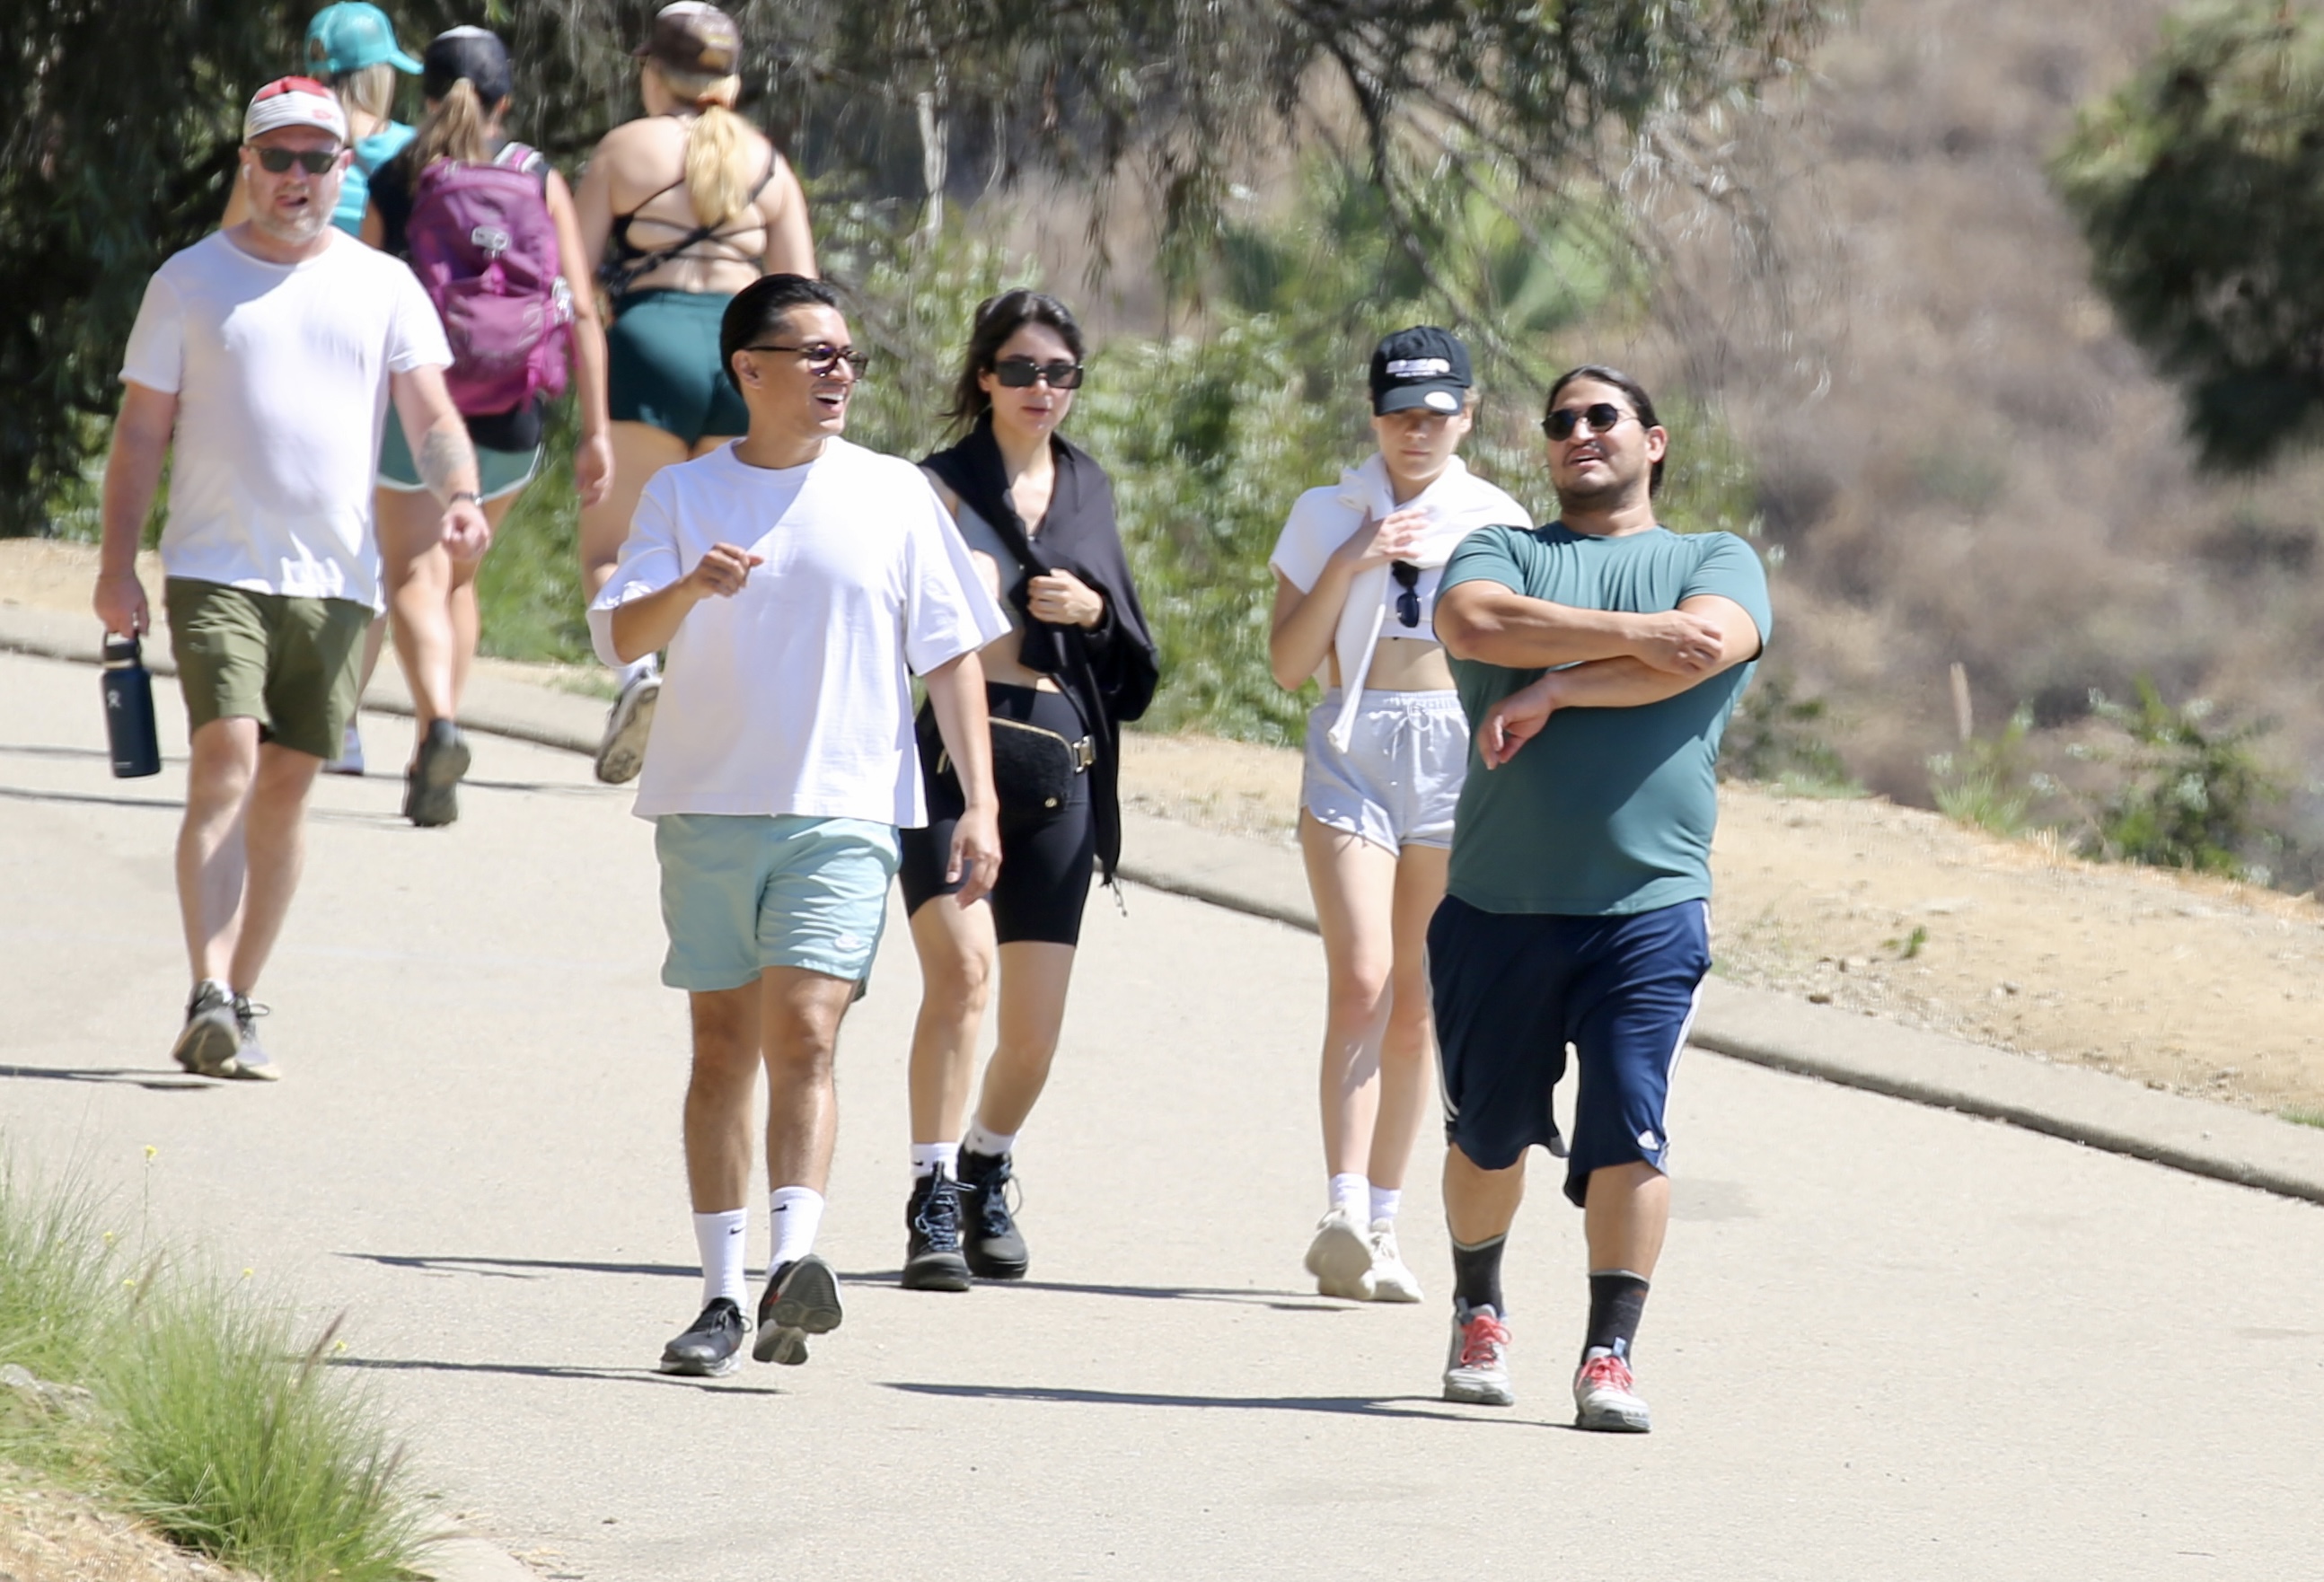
(1554, 473, 1627, 514)
(251, 199, 330, 247)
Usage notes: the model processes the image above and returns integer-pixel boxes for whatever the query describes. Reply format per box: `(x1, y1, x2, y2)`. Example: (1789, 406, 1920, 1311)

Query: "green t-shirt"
(1439, 523, 1773, 917)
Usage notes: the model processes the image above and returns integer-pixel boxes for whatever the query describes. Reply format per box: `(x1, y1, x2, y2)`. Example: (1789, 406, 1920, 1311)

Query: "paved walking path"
(4, 647, 2320, 1579)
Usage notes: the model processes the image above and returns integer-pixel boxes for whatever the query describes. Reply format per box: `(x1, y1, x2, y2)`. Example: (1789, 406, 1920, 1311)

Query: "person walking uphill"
(1268, 328, 1531, 1304)
(94, 78, 487, 1082)
(1429, 365, 1768, 1430)
(897, 290, 1158, 1291)
(588, 276, 1008, 1376)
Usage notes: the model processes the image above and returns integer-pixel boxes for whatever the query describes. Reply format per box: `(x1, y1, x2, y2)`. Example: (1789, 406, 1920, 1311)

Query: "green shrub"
(1930, 708, 2037, 836)
(2081, 678, 2282, 878)
(0, 1156, 114, 1388)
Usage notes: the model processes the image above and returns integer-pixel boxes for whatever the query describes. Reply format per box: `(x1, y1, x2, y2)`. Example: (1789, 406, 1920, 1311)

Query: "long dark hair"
(944, 288, 1086, 432)
(1546, 363, 1665, 495)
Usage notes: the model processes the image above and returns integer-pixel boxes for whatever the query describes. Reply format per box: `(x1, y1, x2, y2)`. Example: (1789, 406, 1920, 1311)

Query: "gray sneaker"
(594, 670, 659, 785)
(225, 994, 279, 1083)
(170, 982, 241, 1077)
(403, 719, 470, 828)
(1442, 1302, 1515, 1406)
(753, 1254, 842, 1366)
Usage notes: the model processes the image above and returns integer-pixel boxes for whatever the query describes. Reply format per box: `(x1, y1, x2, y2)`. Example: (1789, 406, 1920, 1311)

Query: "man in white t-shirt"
(93, 77, 489, 1083)
(589, 274, 1008, 1377)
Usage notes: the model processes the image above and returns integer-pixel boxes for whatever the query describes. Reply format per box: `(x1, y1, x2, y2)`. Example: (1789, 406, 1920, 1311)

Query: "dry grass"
(1604, 0, 2324, 884)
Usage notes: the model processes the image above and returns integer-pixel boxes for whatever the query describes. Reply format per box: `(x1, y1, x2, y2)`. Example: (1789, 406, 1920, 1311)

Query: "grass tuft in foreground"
(1, 1152, 423, 1581)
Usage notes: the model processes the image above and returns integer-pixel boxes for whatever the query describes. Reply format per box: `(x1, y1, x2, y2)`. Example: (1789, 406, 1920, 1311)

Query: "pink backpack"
(405, 144, 572, 417)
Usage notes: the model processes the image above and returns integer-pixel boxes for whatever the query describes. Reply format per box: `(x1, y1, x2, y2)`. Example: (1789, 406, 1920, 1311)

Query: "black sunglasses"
(1391, 561, 1422, 629)
(992, 356, 1084, 390)
(251, 146, 340, 176)
(746, 342, 871, 377)
(1542, 401, 1631, 442)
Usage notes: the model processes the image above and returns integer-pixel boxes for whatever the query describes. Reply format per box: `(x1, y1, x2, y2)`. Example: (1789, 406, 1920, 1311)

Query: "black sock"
(1450, 1235, 1508, 1315)
(1584, 1270, 1651, 1362)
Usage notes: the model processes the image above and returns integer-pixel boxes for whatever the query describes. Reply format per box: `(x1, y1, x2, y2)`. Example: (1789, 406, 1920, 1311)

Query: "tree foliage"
(2055, 0, 2324, 471)
(1, 0, 1842, 534)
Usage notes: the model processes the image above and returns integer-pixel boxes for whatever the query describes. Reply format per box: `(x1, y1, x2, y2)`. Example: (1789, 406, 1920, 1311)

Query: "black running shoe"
(170, 982, 241, 1078)
(658, 1297, 747, 1377)
(753, 1254, 842, 1366)
(404, 718, 471, 828)
(901, 1170, 972, 1292)
(957, 1149, 1029, 1281)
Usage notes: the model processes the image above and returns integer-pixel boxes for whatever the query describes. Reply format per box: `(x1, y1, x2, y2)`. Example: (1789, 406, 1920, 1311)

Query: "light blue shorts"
(654, 815, 901, 991)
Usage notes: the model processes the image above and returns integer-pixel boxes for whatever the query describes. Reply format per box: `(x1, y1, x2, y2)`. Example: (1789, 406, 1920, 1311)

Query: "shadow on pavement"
(0, 1063, 215, 1092)
(877, 1274, 1352, 1313)
(330, 1354, 784, 1397)
(884, 1381, 1567, 1428)
(342, 1252, 696, 1281)
(0, 782, 183, 813)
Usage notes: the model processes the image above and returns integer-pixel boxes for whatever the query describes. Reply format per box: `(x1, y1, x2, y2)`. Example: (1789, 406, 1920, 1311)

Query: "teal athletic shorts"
(608, 289, 748, 447)
(654, 814, 902, 991)
(377, 419, 541, 503)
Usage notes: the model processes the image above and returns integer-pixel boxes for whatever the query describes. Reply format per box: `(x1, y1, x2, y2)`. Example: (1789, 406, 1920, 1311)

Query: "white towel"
(1272, 453, 1527, 751)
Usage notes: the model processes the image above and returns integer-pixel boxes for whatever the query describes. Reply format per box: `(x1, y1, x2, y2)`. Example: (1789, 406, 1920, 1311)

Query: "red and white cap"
(242, 76, 348, 143)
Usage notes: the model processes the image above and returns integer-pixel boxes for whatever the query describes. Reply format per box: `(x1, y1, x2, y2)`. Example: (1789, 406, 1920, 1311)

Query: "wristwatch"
(450, 489, 483, 506)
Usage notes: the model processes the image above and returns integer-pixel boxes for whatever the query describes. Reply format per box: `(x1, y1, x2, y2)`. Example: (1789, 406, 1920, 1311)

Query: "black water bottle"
(101, 632, 162, 778)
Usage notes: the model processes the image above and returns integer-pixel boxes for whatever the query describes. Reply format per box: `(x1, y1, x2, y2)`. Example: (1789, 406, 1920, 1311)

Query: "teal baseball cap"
(306, 3, 423, 76)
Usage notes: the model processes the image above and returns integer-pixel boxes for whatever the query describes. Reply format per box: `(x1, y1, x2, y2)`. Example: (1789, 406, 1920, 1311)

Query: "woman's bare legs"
(905, 895, 998, 1147)
(1302, 814, 1400, 1181)
(969, 942, 1078, 1136)
(1371, 841, 1448, 1191)
(378, 487, 521, 754)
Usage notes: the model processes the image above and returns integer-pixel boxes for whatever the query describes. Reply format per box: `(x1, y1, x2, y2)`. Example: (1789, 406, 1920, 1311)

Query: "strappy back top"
(599, 144, 778, 297)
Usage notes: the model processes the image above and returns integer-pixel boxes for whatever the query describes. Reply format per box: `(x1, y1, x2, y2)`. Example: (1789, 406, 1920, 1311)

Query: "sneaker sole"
(657, 1349, 742, 1379)
(1444, 1376, 1517, 1408)
(1305, 1222, 1374, 1300)
(595, 684, 658, 785)
(1368, 1273, 1424, 1304)
(753, 1258, 842, 1366)
(224, 1057, 281, 1083)
(900, 1251, 973, 1292)
(1574, 1401, 1652, 1432)
(172, 1020, 241, 1078)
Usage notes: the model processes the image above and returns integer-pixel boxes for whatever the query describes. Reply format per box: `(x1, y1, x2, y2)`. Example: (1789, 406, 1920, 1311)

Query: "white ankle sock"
(909, 1142, 959, 1181)
(1329, 1173, 1369, 1219)
(691, 1208, 748, 1308)
(963, 1120, 1017, 1158)
(1369, 1185, 1402, 1226)
(769, 1187, 824, 1270)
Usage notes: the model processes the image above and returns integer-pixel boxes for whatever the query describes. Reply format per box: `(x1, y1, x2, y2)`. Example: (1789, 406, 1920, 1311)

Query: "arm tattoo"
(418, 425, 478, 503)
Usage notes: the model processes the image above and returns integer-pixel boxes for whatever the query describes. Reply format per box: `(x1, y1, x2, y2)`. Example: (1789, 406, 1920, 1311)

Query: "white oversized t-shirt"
(119, 229, 450, 611)
(587, 438, 1012, 825)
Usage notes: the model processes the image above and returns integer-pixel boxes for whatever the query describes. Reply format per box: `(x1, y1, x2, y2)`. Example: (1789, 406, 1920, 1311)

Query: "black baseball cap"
(423, 26, 512, 105)
(1369, 326, 1472, 417)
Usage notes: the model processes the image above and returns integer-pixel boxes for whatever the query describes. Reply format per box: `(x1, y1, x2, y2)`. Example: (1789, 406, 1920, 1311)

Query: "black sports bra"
(599, 143, 777, 297)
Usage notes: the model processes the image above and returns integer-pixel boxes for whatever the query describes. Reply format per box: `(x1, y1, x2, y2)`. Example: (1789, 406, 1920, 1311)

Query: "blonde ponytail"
(654, 64, 755, 224)
(333, 62, 398, 128)
(413, 78, 493, 169)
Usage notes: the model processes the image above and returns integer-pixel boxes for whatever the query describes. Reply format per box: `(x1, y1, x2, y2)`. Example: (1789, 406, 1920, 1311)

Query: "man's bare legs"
(682, 965, 858, 1211)
(177, 716, 321, 992)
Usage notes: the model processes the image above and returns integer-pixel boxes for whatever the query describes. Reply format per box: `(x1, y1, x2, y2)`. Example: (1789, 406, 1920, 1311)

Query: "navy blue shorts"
(1429, 895, 1710, 1207)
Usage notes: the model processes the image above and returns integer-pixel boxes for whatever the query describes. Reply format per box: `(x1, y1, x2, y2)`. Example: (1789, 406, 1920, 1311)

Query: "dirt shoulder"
(13, 537, 2320, 1123)
(1116, 727, 2324, 1123)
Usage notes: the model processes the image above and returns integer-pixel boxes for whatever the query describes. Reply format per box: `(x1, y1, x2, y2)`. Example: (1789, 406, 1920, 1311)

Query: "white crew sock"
(1369, 1184, 1403, 1226)
(691, 1208, 748, 1309)
(963, 1120, 1017, 1159)
(768, 1186, 824, 1271)
(909, 1141, 960, 1182)
(1329, 1173, 1369, 1220)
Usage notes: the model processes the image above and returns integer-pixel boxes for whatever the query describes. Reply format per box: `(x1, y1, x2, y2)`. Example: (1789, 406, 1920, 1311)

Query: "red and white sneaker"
(1572, 1349, 1652, 1432)
(1442, 1303, 1514, 1406)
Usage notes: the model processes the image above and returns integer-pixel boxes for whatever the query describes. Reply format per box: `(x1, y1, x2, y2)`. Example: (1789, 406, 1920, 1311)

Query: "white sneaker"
(1303, 1208, 1374, 1300)
(1572, 1349, 1652, 1432)
(1442, 1303, 1514, 1406)
(594, 669, 660, 785)
(1364, 1220, 1423, 1303)
(321, 723, 364, 777)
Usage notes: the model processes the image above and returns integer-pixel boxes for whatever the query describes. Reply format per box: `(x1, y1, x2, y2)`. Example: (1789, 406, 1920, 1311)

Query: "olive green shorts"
(164, 578, 371, 760)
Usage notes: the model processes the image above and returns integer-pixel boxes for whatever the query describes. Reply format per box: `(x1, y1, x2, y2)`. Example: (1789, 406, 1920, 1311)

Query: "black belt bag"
(932, 716, 1096, 817)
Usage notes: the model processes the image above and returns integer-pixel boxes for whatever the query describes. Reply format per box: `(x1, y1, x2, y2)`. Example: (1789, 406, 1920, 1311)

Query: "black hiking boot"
(901, 1168, 972, 1292)
(958, 1149, 1029, 1281)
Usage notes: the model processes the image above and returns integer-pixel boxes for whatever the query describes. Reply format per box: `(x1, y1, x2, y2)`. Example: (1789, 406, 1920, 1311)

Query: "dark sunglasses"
(251, 146, 340, 176)
(1391, 561, 1422, 629)
(1542, 401, 1631, 442)
(992, 356, 1084, 390)
(746, 342, 871, 377)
